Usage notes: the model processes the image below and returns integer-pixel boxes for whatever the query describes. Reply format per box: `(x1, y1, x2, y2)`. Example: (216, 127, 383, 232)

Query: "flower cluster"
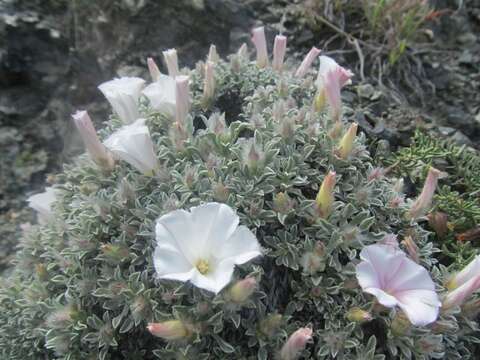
(3, 26, 480, 360)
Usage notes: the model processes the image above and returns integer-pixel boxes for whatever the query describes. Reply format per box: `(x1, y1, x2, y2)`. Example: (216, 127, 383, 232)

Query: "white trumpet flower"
(98, 77, 146, 124)
(154, 202, 262, 293)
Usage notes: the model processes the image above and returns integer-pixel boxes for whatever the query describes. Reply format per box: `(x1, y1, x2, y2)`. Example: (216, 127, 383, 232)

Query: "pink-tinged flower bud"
(202, 61, 215, 102)
(315, 171, 336, 218)
(427, 211, 448, 239)
(147, 320, 189, 340)
(446, 255, 480, 290)
(391, 311, 411, 335)
(402, 235, 419, 263)
(338, 123, 358, 159)
(147, 57, 162, 82)
(367, 167, 385, 181)
(346, 307, 372, 323)
(259, 314, 283, 337)
(295, 47, 321, 78)
(237, 43, 249, 59)
(252, 26, 268, 68)
(280, 327, 313, 360)
(163, 48, 179, 77)
(443, 275, 480, 310)
(207, 44, 219, 64)
(229, 277, 257, 303)
(175, 75, 190, 125)
(408, 167, 443, 219)
(72, 110, 114, 170)
(272, 34, 287, 72)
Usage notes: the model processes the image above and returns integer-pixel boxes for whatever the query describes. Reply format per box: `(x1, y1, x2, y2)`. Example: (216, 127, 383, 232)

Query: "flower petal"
(359, 244, 405, 289)
(216, 225, 262, 265)
(143, 75, 176, 116)
(190, 258, 235, 294)
(153, 246, 194, 282)
(388, 257, 436, 292)
(396, 289, 440, 326)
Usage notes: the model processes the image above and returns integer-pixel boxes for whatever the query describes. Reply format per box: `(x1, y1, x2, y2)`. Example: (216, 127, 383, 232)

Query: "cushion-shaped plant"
(1, 28, 479, 360)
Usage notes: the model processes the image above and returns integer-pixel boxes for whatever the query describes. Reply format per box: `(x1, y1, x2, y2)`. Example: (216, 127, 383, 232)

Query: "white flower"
(143, 74, 176, 117)
(147, 57, 162, 82)
(272, 34, 287, 72)
(356, 244, 441, 326)
(154, 202, 262, 293)
(163, 48, 179, 77)
(98, 77, 146, 124)
(104, 118, 158, 175)
(251, 26, 268, 68)
(28, 187, 57, 222)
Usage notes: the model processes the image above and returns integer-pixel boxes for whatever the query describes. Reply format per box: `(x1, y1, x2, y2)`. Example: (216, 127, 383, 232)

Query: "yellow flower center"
(196, 259, 210, 275)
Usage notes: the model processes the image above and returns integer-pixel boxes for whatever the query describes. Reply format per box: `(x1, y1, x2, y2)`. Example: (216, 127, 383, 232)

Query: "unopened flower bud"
(408, 167, 443, 219)
(229, 277, 257, 303)
(367, 167, 385, 181)
(259, 314, 283, 337)
(207, 44, 219, 64)
(100, 244, 130, 264)
(280, 327, 313, 360)
(402, 235, 419, 263)
(315, 171, 336, 218)
(431, 319, 459, 334)
(35, 263, 48, 281)
(72, 110, 115, 170)
(273, 192, 294, 214)
(301, 251, 324, 274)
(272, 34, 287, 72)
(391, 311, 411, 336)
(147, 320, 189, 341)
(163, 48, 179, 77)
(443, 275, 480, 310)
(202, 61, 215, 104)
(147, 57, 162, 82)
(295, 47, 321, 78)
(346, 307, 372, 323)
(237, 43, 248, 59)
(213, 182, 229, 202)
(338, 123, 358, 159)
(252, 26, 268, 68)
(175, 76, 190, 125)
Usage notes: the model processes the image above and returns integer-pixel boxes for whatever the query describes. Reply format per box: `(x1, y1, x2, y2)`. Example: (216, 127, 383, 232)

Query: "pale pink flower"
(252, 26, 268, 68)
(147, 320, 189, 340)
(98, 77, 146, 124)
(272, 34, 287, 72)
(229, 277, 257, 303)
(27, 187, 57, 222)
(443, 275, 480, 310)
(163, 48, 179, 77)
(316, 56, 353, 121)
(280, 327, 313, 360)
(408, 167, 443, 219)
(295, 47, 321, 78)
(203, 61, 215, 100)
(147, 57, 162, 82)
(71, 110, 114, 169)
(175, 75, 190, 125)
(356, 244, 440, 326)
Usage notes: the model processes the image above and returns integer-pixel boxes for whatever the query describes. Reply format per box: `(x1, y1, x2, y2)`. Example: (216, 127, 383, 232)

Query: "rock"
(451, 131, 473, 147)
(438, 126, 455, 136)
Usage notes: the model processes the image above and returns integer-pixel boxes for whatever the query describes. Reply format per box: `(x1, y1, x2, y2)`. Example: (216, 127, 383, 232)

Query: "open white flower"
(154, 202, 262, 293)
(28, 187, 57, 222)
(356, 244, 440, 326)
(104, 118, 158, 175)
(143, 74, 176, 117)
(98, 77, 146, 124)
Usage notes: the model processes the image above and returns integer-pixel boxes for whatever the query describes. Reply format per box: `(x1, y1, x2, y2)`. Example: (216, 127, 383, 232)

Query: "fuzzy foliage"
(387, 130, 480, 267)
(1, 48, 479, 360)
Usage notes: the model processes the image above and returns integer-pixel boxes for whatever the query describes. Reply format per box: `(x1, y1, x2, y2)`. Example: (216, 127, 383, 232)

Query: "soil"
(0, 0, 479, 271)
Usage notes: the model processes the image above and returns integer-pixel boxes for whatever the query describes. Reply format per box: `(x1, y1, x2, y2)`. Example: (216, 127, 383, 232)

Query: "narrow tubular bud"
(207, 44, 220, 64)
(163, 48, 179, 77)
(338, 123, 358, 159)
(446, 255, 480, 290)
(147, 320, 189, 340)
(175, 76, 190, 125)
(402, 235, 419, 263)
(443, 275, 480, 310)
(295, 47, 321, 77)
(408, 167, 442, 219)
(229, 277, 257, 303)
(203, 61, 215, 101)
(272, 34, 287, 72)
(147, 57, 161, 82)
(280, 327, 313, 360)
(252, 26, 268, 68)
(346, 307, 372, 323)
(237, 43, 248, 59)
(72, 110, 114, 169)
(316, 171, 336, 218)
